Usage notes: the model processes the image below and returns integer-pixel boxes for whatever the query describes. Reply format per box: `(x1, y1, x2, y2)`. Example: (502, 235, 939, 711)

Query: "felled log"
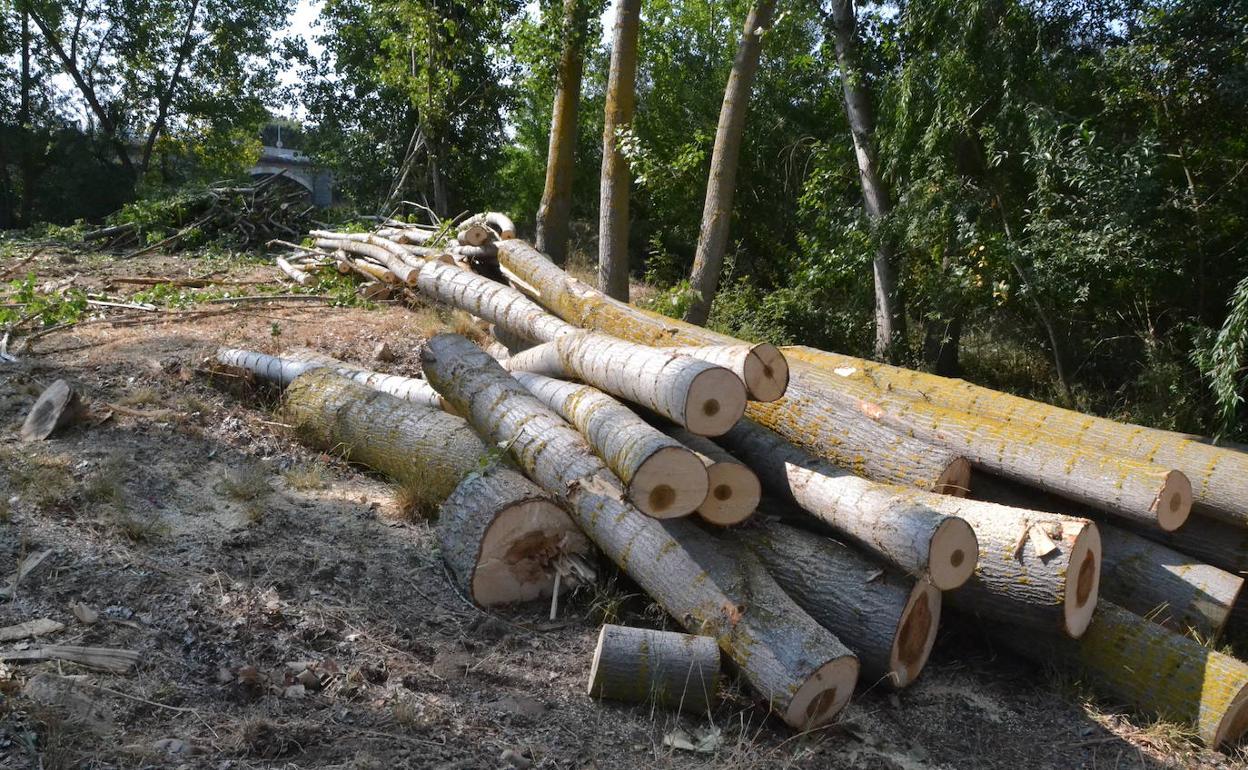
(511, 372, 708, 518)
(665, 344, 789, 402)
(663, 427, 759, 526)
(318, 232, 745, 435)
(217, 348, 449, 412)
(973, 474, 1243, 640)
(494, 242, 1189, 524)
(505, 337, 746, 436)
(743, 519, 940, 689)
(421, 334, 857, 729)
(789, 346, 1248, 527)
(311, 231, 419, 284)
(716, 419, 976, 590)
(276, 256, 313, 286)
(1003, 601, 1248, 749)
(440, 465, 589, 606)
(282, 369, 481, 500)
(779, 357, 1192, 532)
(587, 624, 720, 713)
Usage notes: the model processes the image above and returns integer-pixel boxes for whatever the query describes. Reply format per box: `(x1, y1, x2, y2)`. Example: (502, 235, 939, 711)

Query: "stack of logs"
(212, 216, 1248, 750)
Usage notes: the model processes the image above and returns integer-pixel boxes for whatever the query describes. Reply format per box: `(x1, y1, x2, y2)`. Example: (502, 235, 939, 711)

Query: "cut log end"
(1155, 470, 1193, 532)
(933, 457, 972, 498)
(1215, 687, 1248, 748)
(784, 655, 858, 731)
(743, 343, 790, 402)
(683, 367, 747, 436)
(1064, 523, 1102, 638)
(889, 581, 941, 688)
(629, 445, 709, 519)
(927, 517, 978, 590)
(454, 493, 591, 606)
(697, 461, 761, 526)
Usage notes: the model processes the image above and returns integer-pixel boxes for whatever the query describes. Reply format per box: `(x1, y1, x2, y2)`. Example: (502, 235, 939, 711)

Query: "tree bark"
(662, 426, 760, 526)
(684, 0, 775, 326)
(504, 337, 746, 436)
(440, 465, 590, 606)
(972, 473, 1244, 641)
(742, 519, 940, 689)
(598, 0, 641, 301)
(280, 369, 484, 501)
(535, 0, 589, 265)
(18, 6, 35, 227)
(510, 371, 708, 518)
(421, 334, 857, 729)
(1002, 601, 1248, 749)
(716, 418, 977, 590)
(664, 343, 789, 402)
(785, 354, 1192, 531)
(587, 624, 720, 714)
(827, 0, 904, 360)
(793, 346, 1248, 527)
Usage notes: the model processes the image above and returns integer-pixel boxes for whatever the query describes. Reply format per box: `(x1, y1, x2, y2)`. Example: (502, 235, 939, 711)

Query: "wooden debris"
(587, 624, 720, 713)
(1, 646, 141, 673)
(0, 549, 54, 600)
(20, 379, 85, 441)
(0, 618, 65, 642)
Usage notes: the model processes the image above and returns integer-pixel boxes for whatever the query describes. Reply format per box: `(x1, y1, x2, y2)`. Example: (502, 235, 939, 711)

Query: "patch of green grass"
(10, 454, 75, 509)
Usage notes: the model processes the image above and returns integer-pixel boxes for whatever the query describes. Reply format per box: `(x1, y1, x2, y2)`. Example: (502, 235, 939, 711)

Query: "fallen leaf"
(70, 602, 99, 625)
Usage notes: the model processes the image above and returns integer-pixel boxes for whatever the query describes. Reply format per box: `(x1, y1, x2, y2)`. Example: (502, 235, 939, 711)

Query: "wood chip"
(0, 618, 65, 642)
(0, 645, 141, 673)
(20, 380, 85, 441)
(1029, 524, 1059, 558)
(70, 601, 100, 625)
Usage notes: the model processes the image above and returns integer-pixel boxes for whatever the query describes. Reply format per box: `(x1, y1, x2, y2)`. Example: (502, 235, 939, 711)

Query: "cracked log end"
(927, 518, 978, 590)
(933, 457, 972, 498)
(743, 343, 790, 402)
(683, 367, 747, 437)
(785, 655, 858, 731)
(1064, 523, 1102, 638)
(889, 581, 941, 689)
(1155, 470, 1193, 532)
(629, 445, 709, 519)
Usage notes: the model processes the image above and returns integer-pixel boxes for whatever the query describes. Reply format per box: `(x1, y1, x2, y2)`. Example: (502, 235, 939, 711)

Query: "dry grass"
(394, 480, 441, 521)
(82, 458, 126, 505)
(117, 387, 161, 407)
(9, 453, 75, 509)
(221, 462, 273, 502)
(283, 462, 330, 491)
(110, 506, 171, 543)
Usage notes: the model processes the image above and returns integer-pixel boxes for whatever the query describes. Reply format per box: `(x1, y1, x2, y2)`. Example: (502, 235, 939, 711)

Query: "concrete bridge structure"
(249, 145, 334, 207)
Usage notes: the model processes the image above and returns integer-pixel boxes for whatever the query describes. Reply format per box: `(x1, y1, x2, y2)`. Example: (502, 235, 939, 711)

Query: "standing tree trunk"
(18, 5, 35, 227)
(598, 0, 641, 301)
(827, 0, 904, 361)
(139, 0, 201, 173)
(684, 0, 775, 326)
(535, 0, 589, 265)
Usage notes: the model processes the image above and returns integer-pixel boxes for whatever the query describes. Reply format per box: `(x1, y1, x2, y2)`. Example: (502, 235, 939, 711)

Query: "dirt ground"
(0, 241, 1245, 769)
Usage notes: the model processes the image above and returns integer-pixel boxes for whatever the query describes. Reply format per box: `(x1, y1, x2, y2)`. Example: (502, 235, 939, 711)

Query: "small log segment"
(587, 624, 720, 713)
(1004, 601, 1248, 749)
(716, 419, 976, 590)
(421, 334, 858, 729)
(662, 426, 759, 526)
(742, 519, 940, 689)
(318, 230, 745, 435)
(440, 465, 589, 606)
(511, 371, 708, 518)
(664, 344, 789, 402)
(973, 474, 1244, 640)
(791, 346, 1248, 526)
(276, 256, 313, 286)
(789, 359, 1191, 532)
(282, 369, 483, 501)
(505, 338, 746, 436)
(218, 348, 448, 411)
(21, 379, 85, 441)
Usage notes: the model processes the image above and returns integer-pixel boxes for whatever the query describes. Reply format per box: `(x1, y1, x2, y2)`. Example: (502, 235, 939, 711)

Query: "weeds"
(9, 454, 75, 509)
(283, 462, 330, 491)
(394, 481, 441, 521)
(117, 387, 161, 407)
(221, 462, 273, 502)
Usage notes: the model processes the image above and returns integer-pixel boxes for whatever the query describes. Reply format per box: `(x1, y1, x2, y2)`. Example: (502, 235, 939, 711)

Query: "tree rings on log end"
(743, 344, 790, 402)
(927, 518, 978, 590)
(784, 655, 858, 731)
(1155, 470, 1193, 532)
(697, 461, 761, 527)
(933, 457, 972, 498)
(1214, 686, 1248, 749)
(1063, 523, 1101, 638)
(889, 581, 941, 688)
(629, 446, 708, 519)
(683, 367, 747, 436)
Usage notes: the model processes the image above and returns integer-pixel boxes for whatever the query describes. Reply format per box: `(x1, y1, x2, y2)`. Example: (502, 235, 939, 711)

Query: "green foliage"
(1194, 275, 1248, 439)
(0, 274, 88, 328)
